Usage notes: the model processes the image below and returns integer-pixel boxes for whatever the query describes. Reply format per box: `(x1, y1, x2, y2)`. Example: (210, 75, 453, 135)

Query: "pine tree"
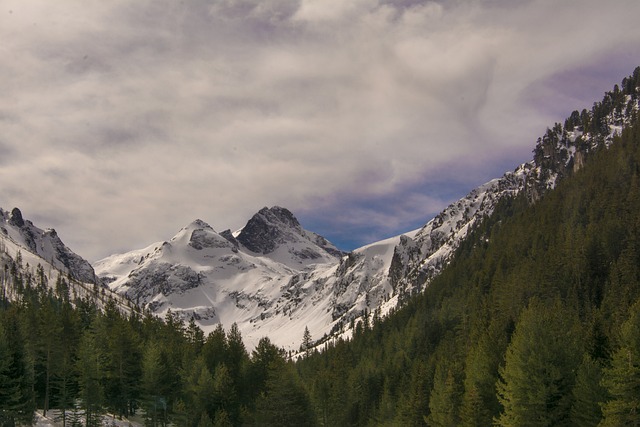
(36, 297, 63, 418)
(396, 359, 431, 426)
(141, 342, 167, 427)
(459, 319, 507, 426)
(0, 309, 35, 426)
(187, 316, 205, 352)
(0, 318, 21, 425)
(225, 322, 249, 417)
(102, 307, 142, 418)
(202, 324, 228, 379)
(254, 358, 316, 426)
(197, 411, 214, 427)
(249, 337, 283, 400)
(212, 409, 233, 427)
(212, 364, 237, 420)
(495, 299, 581, 427)
(53, 296, 81, 427)
(601, 303, 640, 426)
(570, 354, 607, 427)
(302, 326, 313, 358)
(426, 363, 462, 427)
(77, 323, 105, 427)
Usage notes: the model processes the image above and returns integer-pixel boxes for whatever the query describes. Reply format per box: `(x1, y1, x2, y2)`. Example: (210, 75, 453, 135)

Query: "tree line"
(0, 264, 314, 426)
(2, 67, 640, 426)
(297, 69, 640, 425)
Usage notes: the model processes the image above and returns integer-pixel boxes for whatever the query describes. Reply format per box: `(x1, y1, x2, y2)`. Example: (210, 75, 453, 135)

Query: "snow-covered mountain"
(0, 207, 134, 315)
(96, 70, 640, 351)
(389, 77, 640, 297)
(0, 207, 96, 284)
(95, 207, 348, 349)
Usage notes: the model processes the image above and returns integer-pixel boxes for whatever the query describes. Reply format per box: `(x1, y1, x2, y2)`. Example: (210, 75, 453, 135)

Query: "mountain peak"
(1, 206, 96, 283)
(257, 206, 300, 228)
(9, 207, 24, 227)
(187, 218, 213, 231)
(237, 206, 301, 254)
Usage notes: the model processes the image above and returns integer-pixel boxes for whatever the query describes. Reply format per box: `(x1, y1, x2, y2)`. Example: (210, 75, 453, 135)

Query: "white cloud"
(1, 0, 640, 260)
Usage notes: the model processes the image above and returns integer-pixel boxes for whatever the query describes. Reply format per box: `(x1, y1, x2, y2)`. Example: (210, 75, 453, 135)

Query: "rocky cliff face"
(0, 207, 97, 284)
(387, 70, 640, 298)
(236, 206, 343, 266)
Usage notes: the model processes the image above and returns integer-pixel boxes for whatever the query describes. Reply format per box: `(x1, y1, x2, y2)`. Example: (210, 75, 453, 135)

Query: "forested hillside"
(297, 71, 640, 426)
(1, 69, 639, 426)
(0, 266, 315, 426)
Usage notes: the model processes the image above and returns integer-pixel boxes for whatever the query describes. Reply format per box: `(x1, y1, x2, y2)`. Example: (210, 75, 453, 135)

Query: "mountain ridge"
(3, 67, 638, 352)
(93, 66, 640, 350)
(0, 207, 97, 284)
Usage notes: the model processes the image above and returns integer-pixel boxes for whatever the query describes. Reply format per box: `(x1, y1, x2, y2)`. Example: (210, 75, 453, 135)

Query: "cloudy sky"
(1, 0, 639, 262)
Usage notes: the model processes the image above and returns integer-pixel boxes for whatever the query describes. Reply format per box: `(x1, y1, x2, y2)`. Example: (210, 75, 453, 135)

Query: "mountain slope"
(0, 207, 135, 315)
(95, 207, 348, 349)
(1, 207, 96, 284)
(96, 67, 640, 351)
(297, 91, 640, 427)
(389, 67, 640, 298)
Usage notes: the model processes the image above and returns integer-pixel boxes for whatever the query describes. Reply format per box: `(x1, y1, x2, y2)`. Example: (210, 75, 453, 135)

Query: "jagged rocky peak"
(0, 206, 97, 284)
(219, 229, 239, 251)
(236, 206, 302, 254)
(9, 207, 25, 227)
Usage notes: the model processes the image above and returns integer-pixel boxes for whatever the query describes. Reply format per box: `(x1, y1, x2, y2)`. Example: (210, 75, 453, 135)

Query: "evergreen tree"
(141, 342, 167, 427)
(213, 409, 233, 427)
(53, 296, 81, 427)
(249, 337, 283, 400)
(202, 324, 228, 380)
(397, 360, 431, 426)
(254, 358, 316, 426)
(570, 354, 607, 427)
(302, 326, 312, 358)
(601, 302, 640, 426)
(225, 322, 249, 417)
(102, 307, 142, 418)
(77, 322, 105, 427)
(35, 297, 63, 417)
(187, 316, 205, 353)
(0, 309, 35, 426)
(495, 299, 581, 426)
(212, 364, 237, 421)
(197, 411, 214, 427)
(426, 363, 462, 427)
(180, 356, 214, 426)
(459, 319, 508, 426)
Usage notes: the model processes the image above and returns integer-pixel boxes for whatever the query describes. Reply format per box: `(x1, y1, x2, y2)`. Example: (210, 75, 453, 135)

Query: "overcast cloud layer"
(1, 0, 640, 261)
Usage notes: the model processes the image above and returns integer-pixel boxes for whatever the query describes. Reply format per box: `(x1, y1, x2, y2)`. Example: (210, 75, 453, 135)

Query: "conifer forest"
(2, 69, 640, 426)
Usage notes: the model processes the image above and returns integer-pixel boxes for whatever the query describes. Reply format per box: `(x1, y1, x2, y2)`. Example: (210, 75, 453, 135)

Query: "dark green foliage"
(1, 66, 640, 426)
(495, 299, 582, 426)
(0, 309, 35, 426)
(254, 358, 316, 426)
(600, 301, 640, 426)
(571, 354, 607, 427)
(77, 320, 106, 427)
(0, 268, 316, 426)
(297, 68, 640, 425)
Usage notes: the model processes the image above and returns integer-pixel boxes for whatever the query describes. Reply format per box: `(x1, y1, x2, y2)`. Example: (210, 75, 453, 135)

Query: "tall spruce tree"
(570, 354, 607, 427)
(496, 299, 581, 426)
(77, 322, 105, 427)
(0, 309, 35, 426)
(141, 342, 167, 427)
(601, 302, 640, 426)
